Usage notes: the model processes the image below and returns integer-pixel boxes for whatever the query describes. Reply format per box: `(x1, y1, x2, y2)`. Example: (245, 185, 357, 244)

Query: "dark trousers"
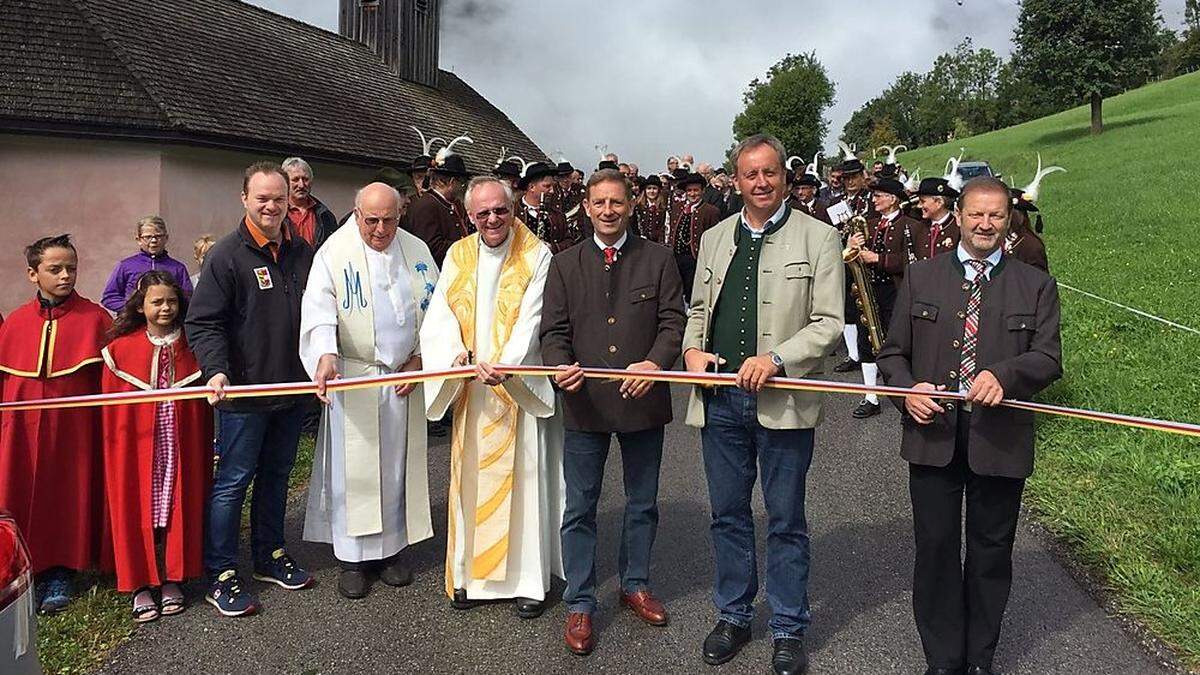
(561, 427, 665, 614)
(204, 404, 304, 578)
(857, 280, 896, 362)
(676, 253, 697, 304)
(701, 387, 815, 639)
(909, 410, 1026, 669)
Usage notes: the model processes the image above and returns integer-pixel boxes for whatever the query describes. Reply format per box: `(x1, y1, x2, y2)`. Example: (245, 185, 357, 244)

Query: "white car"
(0, 513, 41, 674)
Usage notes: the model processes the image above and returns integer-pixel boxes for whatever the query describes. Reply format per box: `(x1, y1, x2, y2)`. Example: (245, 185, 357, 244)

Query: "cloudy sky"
(248, 0, 1187, 172)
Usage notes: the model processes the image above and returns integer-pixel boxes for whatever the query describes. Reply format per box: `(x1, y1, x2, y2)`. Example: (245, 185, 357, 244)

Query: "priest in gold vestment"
(420, 176, 564, 619)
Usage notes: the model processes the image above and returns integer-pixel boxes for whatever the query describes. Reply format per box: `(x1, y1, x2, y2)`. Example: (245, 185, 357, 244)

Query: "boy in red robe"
(102, 271, 211, 621)
(0, 234, 111, 613)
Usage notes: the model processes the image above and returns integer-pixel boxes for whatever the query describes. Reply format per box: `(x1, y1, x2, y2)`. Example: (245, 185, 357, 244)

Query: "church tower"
(338, 0, 440, 87)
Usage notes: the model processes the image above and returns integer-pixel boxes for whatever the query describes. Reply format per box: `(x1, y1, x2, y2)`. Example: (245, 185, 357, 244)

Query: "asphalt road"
(102, 375, 1170, 674)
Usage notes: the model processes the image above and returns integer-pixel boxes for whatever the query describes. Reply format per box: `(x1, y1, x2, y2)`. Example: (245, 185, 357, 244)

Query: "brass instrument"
(842, 214, 886, 353)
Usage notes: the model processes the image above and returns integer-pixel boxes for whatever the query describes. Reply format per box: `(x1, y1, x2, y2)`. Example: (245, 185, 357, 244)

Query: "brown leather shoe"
(620, 589, 669, 626)
(565, 612, 594, 655)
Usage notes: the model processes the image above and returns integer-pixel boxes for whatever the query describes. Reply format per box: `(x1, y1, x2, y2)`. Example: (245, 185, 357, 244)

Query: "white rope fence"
(1059, 283, 1200, 336)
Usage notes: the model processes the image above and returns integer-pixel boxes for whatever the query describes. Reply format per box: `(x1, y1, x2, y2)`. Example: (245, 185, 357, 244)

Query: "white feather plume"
(943, 147, 966, 190)
(409, 125, 444, 157)
(512, 157, 535, 177)
(1020, 153, 1066, 203)
(786, 155, 805, 172)
(904, 168, 921, 192)
(836, 140, 857, 162)
(882, 145, 906, 165)
(433, 134, 473, 165)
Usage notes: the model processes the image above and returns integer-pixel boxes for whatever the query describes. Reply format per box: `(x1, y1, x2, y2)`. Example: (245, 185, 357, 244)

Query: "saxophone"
(842, 215, 886, 353)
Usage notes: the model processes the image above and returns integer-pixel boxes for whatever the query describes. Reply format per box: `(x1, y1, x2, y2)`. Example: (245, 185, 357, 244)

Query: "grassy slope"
(899, 71, 1200, 668)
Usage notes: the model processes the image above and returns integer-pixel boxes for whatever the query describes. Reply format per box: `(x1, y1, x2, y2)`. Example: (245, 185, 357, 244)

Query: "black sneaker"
(852, 400, 881, 418)
(253, 548, 314, 590)
(833, 357, 861, 373)
(205, 570, 259, 617)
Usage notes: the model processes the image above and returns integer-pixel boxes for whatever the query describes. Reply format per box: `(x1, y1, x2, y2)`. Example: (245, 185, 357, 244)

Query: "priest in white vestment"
(420, 176, 565, 619)
(299, 182, 438, 599)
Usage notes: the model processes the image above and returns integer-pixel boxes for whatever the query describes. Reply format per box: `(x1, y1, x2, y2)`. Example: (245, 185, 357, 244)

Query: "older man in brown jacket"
(541, 169, 686, 656)
(878, 177, 1062, 675)
(682, 135, 844, 675)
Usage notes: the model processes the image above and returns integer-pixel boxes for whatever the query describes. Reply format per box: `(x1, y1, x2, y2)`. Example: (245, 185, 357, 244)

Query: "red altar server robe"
(101, 331, 211, 591)
(0, 292, 110, 573)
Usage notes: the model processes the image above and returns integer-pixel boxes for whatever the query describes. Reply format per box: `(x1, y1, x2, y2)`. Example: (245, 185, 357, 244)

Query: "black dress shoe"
(852, 400, 881, 418)
(966, 666, 997, 675)
(833, 357, 861, 373)
(514, 597, 545, 619)
(772, 637, 807, 674)
(702, 620, 751, 666)
(377, 558, 412, 587)
(450, 588, 485, 610)
(337, 568, 369, 599)
(924, 668, 963, 675)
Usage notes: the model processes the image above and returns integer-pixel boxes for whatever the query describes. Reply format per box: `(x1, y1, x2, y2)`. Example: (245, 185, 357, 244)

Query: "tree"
(1012, 0, 1163, 134)
(1160, 28, 1200, 76)
(867, 116, 901, 151)
(840, 71, 922, 150)
(1187, 0, 1199, 33)
(731, 52, 835, 162)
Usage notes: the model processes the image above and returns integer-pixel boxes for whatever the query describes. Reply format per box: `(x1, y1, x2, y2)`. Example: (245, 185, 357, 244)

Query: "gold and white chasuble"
(299, 221, 437, 562)
(421, 221, 565, 601)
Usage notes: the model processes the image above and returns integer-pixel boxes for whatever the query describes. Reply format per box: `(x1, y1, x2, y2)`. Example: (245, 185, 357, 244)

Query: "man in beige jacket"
(682, 134, 844, 675)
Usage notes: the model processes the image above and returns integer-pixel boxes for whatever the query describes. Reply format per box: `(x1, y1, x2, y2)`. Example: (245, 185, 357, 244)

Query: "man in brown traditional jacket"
(878, 177, 1062, 675)
(405, 154, 472, 267)
(846, 177, 922, 419)
(541, 168, 686, 656)
(668, 173, 722, 302)
(516, 161, 575, 254)
(788, 172, 832, 225)
(914, 177, 960, 260)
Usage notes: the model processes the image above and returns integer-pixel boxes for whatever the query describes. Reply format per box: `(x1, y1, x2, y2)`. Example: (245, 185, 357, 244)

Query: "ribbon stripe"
(1, 365, 1197, 439)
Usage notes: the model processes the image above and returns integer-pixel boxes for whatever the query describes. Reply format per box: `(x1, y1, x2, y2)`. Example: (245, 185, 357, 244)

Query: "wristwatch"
(768, 351, 784, 369)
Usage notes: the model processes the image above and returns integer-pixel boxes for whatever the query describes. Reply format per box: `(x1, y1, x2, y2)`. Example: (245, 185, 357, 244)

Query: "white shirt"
(957, 244, 1003, 282)
(593, 230, 628, 252)
(739, 199, 789, 238)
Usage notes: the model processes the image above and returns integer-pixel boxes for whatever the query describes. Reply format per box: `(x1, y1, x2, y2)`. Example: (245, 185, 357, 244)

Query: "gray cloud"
(247, 0, 1186, 172)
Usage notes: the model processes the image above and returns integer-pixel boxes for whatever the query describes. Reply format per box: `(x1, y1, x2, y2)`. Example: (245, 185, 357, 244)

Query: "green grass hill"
(899, 71, 1200, 669)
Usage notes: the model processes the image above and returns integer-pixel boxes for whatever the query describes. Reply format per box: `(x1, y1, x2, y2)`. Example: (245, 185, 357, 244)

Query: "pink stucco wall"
(0, 133, 374, 315)
(0, 134, 161, 313)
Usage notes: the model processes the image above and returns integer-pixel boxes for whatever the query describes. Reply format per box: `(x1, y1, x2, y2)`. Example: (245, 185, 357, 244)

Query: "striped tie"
(959, 259, 990, 391)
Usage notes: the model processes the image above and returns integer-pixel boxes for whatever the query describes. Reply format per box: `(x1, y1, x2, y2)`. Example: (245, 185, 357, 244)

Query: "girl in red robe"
(0, 235, 110, 614)
(101, 271, 211, 622)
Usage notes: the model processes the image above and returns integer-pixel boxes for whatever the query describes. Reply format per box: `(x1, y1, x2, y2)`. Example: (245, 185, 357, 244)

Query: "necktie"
(603, 246, 617, 265)
(959, 259, 990, 391)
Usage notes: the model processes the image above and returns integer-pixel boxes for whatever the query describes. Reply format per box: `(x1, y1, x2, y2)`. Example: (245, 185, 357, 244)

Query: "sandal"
(132, 588, 160, 623)
(160, 583, 186, 616)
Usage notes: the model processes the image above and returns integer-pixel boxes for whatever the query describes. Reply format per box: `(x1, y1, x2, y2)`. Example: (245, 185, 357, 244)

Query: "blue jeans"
(204, 404, 304, 578)
(561, 427, 664, 614)
(701, 387, 815, 639)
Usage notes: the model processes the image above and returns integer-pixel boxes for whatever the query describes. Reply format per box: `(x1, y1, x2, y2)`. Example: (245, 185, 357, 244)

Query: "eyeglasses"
(361, 216, 400, 227)
(472, 206, 510, 221)
(139, 234, 166, 241)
